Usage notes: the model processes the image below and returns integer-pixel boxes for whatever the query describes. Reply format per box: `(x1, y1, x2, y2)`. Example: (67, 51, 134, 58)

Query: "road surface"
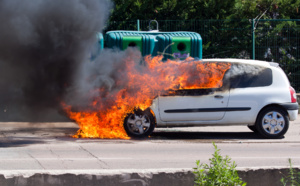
(0, 118, 299, 178)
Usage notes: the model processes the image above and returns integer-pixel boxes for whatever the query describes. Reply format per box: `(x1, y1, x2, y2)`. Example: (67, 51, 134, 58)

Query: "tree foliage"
(231, 0, 300, 19)
(110, 0, 237, 21)
(110, 0, 300, 21)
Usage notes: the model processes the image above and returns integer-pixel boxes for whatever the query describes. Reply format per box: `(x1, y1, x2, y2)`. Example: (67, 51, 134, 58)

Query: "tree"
(230, 0, 300, 19)
(109, 0, 237, 21)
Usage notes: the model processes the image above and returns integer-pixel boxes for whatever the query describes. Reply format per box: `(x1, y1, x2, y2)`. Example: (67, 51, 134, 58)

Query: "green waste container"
(122, 36, 143, 52)
(105, 31, 202, 59)
(171, 37, 192, 59)
(105, 31, 155, 56)
(156, 32, 202, 60)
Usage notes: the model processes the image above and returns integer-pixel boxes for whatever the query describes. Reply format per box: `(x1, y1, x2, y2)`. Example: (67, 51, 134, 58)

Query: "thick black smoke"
(0, 0, 112, 121)
(65, 48, 142, 110)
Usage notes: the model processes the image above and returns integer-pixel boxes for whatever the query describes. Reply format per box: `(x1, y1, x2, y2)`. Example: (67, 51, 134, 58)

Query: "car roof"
(201, 58, 278, 68)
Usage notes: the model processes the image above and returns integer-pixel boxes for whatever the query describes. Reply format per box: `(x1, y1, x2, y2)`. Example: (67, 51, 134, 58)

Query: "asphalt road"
(0, 117, 299, 178)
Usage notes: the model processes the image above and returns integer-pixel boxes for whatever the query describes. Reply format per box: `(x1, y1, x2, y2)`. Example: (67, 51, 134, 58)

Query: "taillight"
(289, 86, 297, 103)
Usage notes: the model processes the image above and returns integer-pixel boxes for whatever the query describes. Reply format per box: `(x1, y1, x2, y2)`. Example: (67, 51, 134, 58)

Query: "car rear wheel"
(123, 109, 155, 138)
(256, 106, 289, 139)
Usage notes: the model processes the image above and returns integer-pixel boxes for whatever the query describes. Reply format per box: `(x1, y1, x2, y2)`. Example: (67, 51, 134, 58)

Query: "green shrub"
(193, 142, 246, 186)
(281, 159, 300, 186)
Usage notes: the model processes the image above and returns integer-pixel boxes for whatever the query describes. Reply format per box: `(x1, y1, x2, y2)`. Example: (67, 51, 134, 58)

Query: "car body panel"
(149, 59, 298, 128)
(158, 90, 229, 122)
(224, 86, 291, 125)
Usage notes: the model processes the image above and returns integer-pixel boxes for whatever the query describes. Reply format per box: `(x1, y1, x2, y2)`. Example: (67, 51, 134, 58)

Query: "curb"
(1, 167, 299, 186)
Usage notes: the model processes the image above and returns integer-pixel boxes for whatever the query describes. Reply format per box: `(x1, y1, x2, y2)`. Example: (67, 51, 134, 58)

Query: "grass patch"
(281, 158, 300, 186)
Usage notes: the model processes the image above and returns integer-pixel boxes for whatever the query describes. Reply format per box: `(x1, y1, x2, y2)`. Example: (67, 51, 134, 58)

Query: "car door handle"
(214, 95, 224, 99)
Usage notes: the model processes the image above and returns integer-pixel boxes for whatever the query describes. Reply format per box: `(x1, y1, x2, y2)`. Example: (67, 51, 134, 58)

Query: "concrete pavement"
(0, 117, 299, 186)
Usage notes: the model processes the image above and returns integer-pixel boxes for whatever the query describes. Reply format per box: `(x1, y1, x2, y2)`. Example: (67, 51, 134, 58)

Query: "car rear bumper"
(280, 103, 299, 110)
(280, 103, 299, 121)
(287, 110, 298, 121)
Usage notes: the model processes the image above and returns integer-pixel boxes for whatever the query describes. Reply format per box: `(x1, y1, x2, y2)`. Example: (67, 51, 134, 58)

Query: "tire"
(255, 106, 289, 139)
(247, 125, 258, 133)
(123, 108, 155, 138)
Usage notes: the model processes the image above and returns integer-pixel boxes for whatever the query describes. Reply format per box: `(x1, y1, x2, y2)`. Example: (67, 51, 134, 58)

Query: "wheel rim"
(261, 111, 285, 135)
(126, 113, 151, 135)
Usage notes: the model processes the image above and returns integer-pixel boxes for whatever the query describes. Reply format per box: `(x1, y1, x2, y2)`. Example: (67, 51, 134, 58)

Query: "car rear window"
(225, 64, 273, 88)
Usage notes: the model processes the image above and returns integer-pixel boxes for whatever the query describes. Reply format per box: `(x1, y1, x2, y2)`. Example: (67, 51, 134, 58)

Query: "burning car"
(123, 59, 298, 139)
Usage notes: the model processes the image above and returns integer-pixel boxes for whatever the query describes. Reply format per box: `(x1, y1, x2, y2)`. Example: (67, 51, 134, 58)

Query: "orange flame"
(62, 55, 231, 139)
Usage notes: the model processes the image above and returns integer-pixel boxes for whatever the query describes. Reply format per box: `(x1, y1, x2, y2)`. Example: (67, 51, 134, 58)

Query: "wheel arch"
(145, 107, 157, 127)
(256, 104, 288, 123)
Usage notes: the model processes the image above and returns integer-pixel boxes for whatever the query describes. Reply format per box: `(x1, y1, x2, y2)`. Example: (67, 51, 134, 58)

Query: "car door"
(158, 89, 230, 122)
(223, 63, 274, 123)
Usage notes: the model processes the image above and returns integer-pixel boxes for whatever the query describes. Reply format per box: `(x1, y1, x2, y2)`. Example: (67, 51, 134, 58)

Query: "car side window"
(224, 64, 273, 89)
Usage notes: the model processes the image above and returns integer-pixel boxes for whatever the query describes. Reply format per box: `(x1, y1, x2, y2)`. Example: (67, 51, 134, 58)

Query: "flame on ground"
(62, 55, 231, 139)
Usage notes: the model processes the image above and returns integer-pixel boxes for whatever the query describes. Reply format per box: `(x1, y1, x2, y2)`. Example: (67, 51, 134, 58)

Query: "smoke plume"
(0, 0, 112, 121)
(65, 48, 143, 110)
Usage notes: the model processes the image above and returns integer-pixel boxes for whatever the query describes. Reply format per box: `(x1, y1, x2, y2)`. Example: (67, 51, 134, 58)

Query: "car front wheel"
(123, 109, 155, 138)
(256, 106, 289, 139)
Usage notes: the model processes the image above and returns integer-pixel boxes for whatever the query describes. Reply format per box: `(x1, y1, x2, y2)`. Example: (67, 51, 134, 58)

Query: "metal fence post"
(137, 19, 140, 31)
(252, 19, 255, 60)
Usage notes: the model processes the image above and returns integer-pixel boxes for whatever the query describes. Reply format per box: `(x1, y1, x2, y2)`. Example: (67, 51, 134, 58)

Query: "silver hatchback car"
(123, 59, 298, 139)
